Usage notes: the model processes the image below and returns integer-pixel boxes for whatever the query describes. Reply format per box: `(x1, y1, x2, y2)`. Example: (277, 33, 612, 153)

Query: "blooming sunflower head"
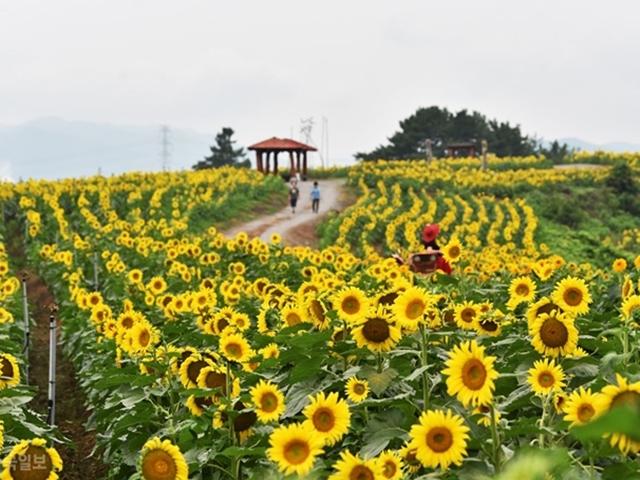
(333, 287, 369, 324)
(345, 377, 369, 403)
(595, 374, 640, 454)
(302, 391, 351, 447)
(250, 379, 286, 423)
(563, 387, 602, 427)
(139, 437, 188, 480)
(219, 332, 254, 363)
(551, 276, 592, 316)
(376, 450, 404, 480)
(351, 306, 402, 353)
(527, 358, 565, 396)
(1, 438, 63, 480)
(442, 340, 499, 407)
(453, 301, 478, 331)
(0, 353, 21, 389)
(507, 276, 537, 309)
(328, 451, 383, 480)
(530, 309, 579, 358)
(267, 423, 324, 477)
(393, 286, 433, 330)
(407, 409, 470, 470)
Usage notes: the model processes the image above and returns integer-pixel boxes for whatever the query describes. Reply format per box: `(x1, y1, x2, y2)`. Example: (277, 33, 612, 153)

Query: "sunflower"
(408, 409, 470, 470)
(551, 277, 591, 316)
(219, 332, 254, 363)
(251, 380, 286, 423)
(351, 307, 402, 353)
(453, 301, 478, 331)
(612, 258, 627, 273)
(507, 276, 536, 309)
(178, 354, 213, 389)
(0, 353, 20, 389)
(530, 310, 578, 357)
(129, 322, 160, 355)
(280, 305, 307, 328)
(328, 451, 383, 480)
(563, 387, 602, 427)
(442, 238, 463, 263)
(345, 377, 369, 403)
(139, 437, 188, 480)
(128, 268, 143, 284)
(528, 358, 565, 396)
(399, 444, 421, 475)
(267, 423, 324, 477)
(197, 365, 240, 399)
(260, 343, 280, 359)
(186, 395, 214, 416)
(622, 275, 635, 300)
(621, 294, 640, 323)
(472, 404, 501, 427)
(526, 296, 563, 332)
(333, 287, 369, 324)
(442, 340, 499, 407)
(376, 450, 403, 480)
(393, 286, 433, 330)
(306, 297, 330, 330)
(0, 438, 63, 480)
(596, 374, 640, 454)
(302, 391, 351, 446)
(147, 276, 168, 296)
(474, 310, 505, 337)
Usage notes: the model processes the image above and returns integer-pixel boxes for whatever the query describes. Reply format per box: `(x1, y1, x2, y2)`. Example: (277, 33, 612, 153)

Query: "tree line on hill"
(354, 106, 570, 162)
(192, 106, 571, 170)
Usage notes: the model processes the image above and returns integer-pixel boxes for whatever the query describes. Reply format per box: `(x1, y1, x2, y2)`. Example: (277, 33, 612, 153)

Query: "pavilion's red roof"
(248, 137, 317, 151)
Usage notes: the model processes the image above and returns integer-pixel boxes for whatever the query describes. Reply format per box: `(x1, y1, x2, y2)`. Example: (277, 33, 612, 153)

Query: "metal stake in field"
(47, 313, 57, 426)
(21, 274, 30, 385)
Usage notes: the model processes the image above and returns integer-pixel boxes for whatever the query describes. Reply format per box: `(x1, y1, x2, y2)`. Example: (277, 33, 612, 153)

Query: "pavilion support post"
(256, 151, 263, 173)
(265, 151, 271, 174)
(303, 151, 308, 178)
(296, 151, 301, 173)
(274, 151, 279, 175)
(289, 151, 295, 175)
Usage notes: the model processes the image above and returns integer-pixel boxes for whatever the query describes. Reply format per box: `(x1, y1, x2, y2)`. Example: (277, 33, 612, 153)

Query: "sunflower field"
(1, 158, 640, 479)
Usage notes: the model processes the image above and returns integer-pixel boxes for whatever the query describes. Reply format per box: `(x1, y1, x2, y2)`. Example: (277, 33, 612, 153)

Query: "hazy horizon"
(2, 0, 640, 179)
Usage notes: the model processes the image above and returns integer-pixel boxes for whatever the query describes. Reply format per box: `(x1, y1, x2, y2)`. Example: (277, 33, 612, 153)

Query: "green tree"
(540, 140, 571, 163)
(193, 127, 250, 170)
(355, 106, 538, 160)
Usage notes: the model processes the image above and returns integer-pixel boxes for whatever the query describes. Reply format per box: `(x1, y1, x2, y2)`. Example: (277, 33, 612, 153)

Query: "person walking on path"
(289, 181, 300, 214)
(311, 181, 321, 213)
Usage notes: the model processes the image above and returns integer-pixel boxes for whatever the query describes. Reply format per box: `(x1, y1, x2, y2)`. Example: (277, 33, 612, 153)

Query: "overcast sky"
(1, 0, 639, 168)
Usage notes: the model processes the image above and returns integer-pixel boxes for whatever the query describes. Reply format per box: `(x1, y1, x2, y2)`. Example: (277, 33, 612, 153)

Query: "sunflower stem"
(489, 404, 501, 473)
(419, 323, 430, 409)
(376, 352, 383, 374)
(538, 394, 549, 449)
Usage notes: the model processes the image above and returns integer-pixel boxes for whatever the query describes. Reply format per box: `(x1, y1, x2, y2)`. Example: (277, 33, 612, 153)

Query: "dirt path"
(224, 178, 349, 246)
(6, 221, 107, 478)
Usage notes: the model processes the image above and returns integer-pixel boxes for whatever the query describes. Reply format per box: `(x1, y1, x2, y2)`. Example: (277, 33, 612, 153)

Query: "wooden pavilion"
(248, 137, 317, 177)
(445, 141, 477, 157)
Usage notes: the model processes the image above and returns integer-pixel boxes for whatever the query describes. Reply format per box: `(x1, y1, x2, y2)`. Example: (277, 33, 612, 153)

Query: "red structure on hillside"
(248, 137, 317, 177)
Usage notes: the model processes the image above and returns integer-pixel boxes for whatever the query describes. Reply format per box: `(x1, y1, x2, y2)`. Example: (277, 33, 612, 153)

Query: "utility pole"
(160, 125, 171, 171)
(425, 139, 433, 163)
(481, 139, 489, 170)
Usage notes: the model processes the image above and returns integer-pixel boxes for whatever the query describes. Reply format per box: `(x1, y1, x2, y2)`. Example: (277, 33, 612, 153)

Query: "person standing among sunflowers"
(393, 223, 452, 275)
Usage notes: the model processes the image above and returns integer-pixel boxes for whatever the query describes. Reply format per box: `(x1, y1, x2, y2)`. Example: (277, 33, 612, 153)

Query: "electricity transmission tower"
(160, 125, 171, 171)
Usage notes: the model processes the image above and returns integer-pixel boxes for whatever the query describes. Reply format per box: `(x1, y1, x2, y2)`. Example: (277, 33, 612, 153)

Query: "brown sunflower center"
(216, 318, 229, 332)
(283, 440, 310, 465)
(342, 296, 361, 315)
(479, 319, 498, 332)
(538, 372, 555, 388)
(121, 316, 134, 328)
(462, 359, 488, 390)
(563, 288, 583, 307)
(577, 403, 596, 422)
(234, 410, 258, 432)
(141, 448, 177, 480)
(536, 302, 559, 317)
(611, 390, 640, 410)
(515, 284, 530, 296)
(286, 312, 302, 327)
(426, 426, 453, 453)
(539, 317, 569, 348)
(349, 465, 375, 480)
(448, 246, 461, 258)
(353, 383, 366, 395)
(139, 329, 151, 347)
(10, 445, 53, 480)
(378, 292, 399, 306)
(260, 392, 279, 413)
(204, 371, 227, 393)
(382, 460, 397, 478)
(225, 343, 242, 358)
(187, 360, 208, 384)
(362, 317, 391, 343)
(1, 356, 14, 378)
(405, 299, 426, 320)
(460, 307, 476, 323)
(312, 407, 336, 432)
(310, 300, 326, 324)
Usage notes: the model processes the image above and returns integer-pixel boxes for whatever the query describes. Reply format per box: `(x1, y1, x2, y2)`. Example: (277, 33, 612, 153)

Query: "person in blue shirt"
(311, 181, 321, 213)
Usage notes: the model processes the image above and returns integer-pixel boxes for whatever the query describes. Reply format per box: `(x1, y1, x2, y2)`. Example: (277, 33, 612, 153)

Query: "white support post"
(21, 275, 30, 385)
(47, 313, 57, 426)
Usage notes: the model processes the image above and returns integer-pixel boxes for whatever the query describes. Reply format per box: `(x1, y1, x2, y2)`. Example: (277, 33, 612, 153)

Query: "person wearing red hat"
(391, 223, 452, 275)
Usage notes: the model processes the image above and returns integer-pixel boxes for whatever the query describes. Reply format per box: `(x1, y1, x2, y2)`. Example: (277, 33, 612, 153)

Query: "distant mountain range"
(557, 137, 640, 153)
(0, 117, 214, 181)
(1, 118, 638, 181)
